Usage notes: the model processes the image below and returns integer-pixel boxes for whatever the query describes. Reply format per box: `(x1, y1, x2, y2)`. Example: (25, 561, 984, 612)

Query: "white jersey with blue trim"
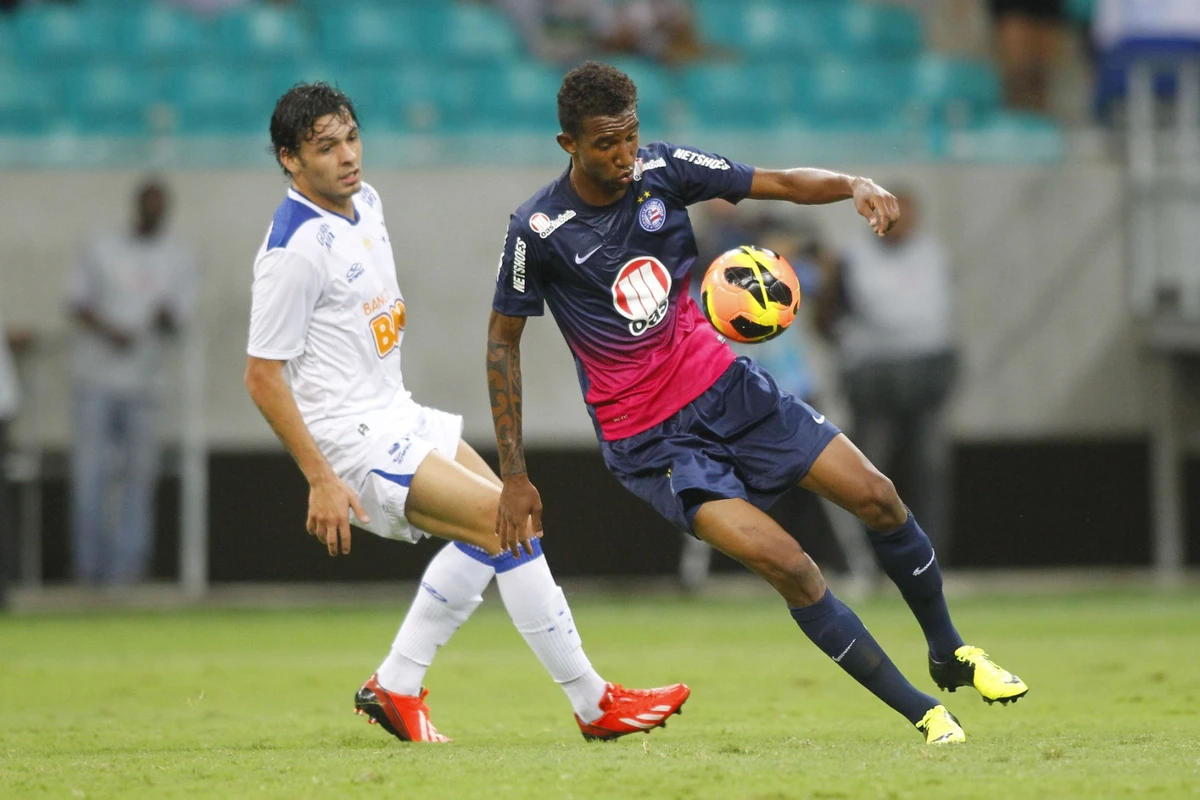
(247, 182, 410, 431)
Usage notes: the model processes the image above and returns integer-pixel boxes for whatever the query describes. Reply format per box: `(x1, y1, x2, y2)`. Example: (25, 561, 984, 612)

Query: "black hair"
(268, 82, 358, 176)
(557, 61, 638, 137)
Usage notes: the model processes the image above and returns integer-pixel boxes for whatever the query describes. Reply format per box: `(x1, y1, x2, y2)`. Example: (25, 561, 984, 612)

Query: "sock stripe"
(489, 538, 544, 572)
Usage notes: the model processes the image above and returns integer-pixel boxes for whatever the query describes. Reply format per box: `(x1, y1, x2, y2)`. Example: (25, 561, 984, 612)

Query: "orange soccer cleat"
(576, 682, 691, 741)
(354, 673, 450, 743)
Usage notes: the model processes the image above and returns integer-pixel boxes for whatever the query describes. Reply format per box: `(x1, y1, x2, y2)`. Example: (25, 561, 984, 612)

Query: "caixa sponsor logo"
(611, 256, 671, 336)
(529, 209, 575, 239)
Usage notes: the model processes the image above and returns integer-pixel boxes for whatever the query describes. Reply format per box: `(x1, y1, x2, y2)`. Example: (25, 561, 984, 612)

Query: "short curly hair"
(269, 82, 358, 176)
(557, 62, 638, 137)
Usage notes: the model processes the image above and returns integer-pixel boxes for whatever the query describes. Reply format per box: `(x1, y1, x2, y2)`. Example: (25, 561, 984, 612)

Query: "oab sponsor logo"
(529, 209, 576, 239)
(611, 256, 671, 336)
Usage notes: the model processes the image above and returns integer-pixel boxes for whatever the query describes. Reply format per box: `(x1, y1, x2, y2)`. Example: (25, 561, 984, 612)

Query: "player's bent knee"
(854, 473, 906, 531)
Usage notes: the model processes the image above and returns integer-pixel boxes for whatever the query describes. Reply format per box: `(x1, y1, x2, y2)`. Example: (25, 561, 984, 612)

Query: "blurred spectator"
(69, 179, 195, 587)
(1092, 0, 1200, 119)
(990, 0, 1066, 111)
(816, 190, 958, 560)
(678, 208, 876, 592)
(0, 314, 22, 610)
(499, 0, 701, 64)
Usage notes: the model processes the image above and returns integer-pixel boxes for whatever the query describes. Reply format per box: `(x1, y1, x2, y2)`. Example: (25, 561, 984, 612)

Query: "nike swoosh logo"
(833, 639, 856, 663)
(574, 244, 602, 264)
(812, 414, 825, 424)
(913, 550, 936, 576)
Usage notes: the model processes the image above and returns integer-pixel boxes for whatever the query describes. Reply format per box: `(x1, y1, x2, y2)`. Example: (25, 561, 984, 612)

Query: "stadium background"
(0, 0, 1197, 587)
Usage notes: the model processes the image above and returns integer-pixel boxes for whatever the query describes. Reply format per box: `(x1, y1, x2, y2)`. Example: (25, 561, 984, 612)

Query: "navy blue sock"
(791, 589, 938, 724)
(867, 512, 964, 662)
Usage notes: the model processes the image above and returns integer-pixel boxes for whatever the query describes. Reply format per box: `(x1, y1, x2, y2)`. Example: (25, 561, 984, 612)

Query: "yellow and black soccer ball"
(700, 245, 801, 344)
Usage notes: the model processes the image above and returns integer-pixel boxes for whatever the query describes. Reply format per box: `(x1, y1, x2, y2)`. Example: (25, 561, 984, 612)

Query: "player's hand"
(496, 474, 543, 558)
(851, 177, 899, 236)
(307, 474, 369, 557)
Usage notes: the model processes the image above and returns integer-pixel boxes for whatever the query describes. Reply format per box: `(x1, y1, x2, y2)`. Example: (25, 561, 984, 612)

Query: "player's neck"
(291, 182, 355, 219)
(568, 162, 627, 207)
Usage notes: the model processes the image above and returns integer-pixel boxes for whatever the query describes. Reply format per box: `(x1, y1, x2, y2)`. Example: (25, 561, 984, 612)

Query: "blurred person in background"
(499, 0, 701, 65)
(990, 0, 1066, 112)
(68, 179, 195, 587)
(816, 189, 958, 560)
(0, 314, 26, 611)
(678, 208, 875, 592)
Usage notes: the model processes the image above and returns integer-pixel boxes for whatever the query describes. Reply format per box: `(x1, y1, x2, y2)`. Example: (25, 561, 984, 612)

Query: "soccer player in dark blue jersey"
(487, 62, 1028, 745)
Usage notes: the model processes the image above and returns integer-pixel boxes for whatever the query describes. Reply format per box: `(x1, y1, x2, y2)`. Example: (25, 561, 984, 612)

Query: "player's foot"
(929, 645, 1028, 705)
(576, 682, 691, 741)
(354, 673, 450, 743)
(915, 704, 966, 744)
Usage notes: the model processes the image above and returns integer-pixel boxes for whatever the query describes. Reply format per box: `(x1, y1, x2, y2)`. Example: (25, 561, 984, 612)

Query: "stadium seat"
(682, 63, 803, 127)
(217, 7, 312, 68)
(0, 69, 56, 135)
(318, 6, 423, 66)
(422, 5, 522, 64)
(908, 55, 1000, 126)
(15, 5, 119, 67)
(369, 66, 482, 133)
(825, 4, 923, 59)
(603, 58, 675, 131)
(121, 5, 211, 67)
(694, 0, 829, 60)
(476, 62, 564, 131)
(170, 67, 265, 135)
(810, 61, 904, 126)
(942, 111, 1065, 163)
(68, 65, 154, 136)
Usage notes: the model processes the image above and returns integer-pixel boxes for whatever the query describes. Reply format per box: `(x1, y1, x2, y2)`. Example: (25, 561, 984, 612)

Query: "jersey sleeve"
(247, 248, 324, 360)
(491, 215, 546, 317)
(657, 142, 755, 206)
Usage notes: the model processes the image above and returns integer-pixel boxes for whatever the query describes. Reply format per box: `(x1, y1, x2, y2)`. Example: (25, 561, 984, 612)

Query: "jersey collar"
(286, 187, 361, 225)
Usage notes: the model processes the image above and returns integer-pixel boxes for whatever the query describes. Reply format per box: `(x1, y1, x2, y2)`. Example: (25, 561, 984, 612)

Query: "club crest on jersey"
(638, 198, 666, 232)
(611, 256, 671, 336)
(529, 210, 575, 239)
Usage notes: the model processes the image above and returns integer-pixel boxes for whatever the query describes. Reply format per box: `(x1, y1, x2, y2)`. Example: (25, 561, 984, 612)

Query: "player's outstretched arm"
(244, 355, 369, 557)
(748, 169, 900, 236)
(486, 310, 544, 556)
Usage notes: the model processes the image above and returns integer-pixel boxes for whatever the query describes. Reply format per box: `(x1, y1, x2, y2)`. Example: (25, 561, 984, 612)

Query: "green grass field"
(2, 588, 1199, 799)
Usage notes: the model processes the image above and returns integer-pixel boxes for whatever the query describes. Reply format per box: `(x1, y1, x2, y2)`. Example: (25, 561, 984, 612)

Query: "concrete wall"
(0, 162, 1145, 449)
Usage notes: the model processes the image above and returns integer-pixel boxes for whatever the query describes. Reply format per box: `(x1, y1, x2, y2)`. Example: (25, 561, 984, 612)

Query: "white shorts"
(314, 401, 464, 544)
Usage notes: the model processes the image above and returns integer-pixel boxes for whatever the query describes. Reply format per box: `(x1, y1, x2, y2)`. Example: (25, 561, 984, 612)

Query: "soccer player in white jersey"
(244, 83, 690, 743)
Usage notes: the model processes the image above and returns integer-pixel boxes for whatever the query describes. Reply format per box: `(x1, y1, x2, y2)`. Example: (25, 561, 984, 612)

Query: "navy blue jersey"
(492, 141, 755, 440)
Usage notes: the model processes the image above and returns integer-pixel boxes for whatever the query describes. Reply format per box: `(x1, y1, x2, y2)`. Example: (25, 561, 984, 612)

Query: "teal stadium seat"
(908, 55, 1000, 126)
(477, 62, 564, 131)
(217, 7, 312, 68)
(682, 63, 803, 127)
(810, 61, 905, 126)
(694, 0, 829, 60)
(171, 67, 264, 135)
(15, 6, 119, 67)
(370, 66, 481, 133)
(121, 5, 212, 67)
(319, 6, 423, 67)
(825, 4, 922, 59)
(68, 65, 153, 136)
(603, 58, 673, 131)
(423, 5, 522, 65)
(0, 70, 55, 135)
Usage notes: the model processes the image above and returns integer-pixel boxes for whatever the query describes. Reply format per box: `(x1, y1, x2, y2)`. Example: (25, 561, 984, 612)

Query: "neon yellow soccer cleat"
(915, 705, 966, 744)
(929, 645, 1029, 705)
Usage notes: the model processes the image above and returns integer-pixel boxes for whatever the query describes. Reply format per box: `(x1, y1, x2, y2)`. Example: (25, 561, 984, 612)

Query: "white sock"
(493, 545, 608, 723)
(376, 543, 494, 696)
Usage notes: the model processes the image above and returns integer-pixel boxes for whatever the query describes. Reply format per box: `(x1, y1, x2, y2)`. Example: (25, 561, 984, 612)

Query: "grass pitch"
(2, 587, 1199, 799)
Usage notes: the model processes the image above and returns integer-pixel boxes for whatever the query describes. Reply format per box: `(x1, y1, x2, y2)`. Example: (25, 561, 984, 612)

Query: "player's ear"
(556, 132, 576, 157)
(279, 147, 301, 177)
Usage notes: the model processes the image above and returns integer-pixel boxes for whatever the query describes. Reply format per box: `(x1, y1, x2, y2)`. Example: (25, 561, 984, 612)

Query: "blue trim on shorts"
(453, 538, 544, 571)
(368, 468, 414, 488)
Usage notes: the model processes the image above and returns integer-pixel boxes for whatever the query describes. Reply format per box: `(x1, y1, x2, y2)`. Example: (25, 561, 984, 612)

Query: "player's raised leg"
(800, 434, 1028, 705)
(365, 448, 689, 742)
(691, 497, 964, 744)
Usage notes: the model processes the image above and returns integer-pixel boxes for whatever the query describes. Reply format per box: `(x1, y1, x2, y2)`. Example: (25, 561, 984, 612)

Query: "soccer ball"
(700, 245, 801, 344)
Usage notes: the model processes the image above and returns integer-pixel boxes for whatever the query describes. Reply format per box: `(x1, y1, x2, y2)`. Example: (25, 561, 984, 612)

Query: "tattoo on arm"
(487, 334, 526, 478)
